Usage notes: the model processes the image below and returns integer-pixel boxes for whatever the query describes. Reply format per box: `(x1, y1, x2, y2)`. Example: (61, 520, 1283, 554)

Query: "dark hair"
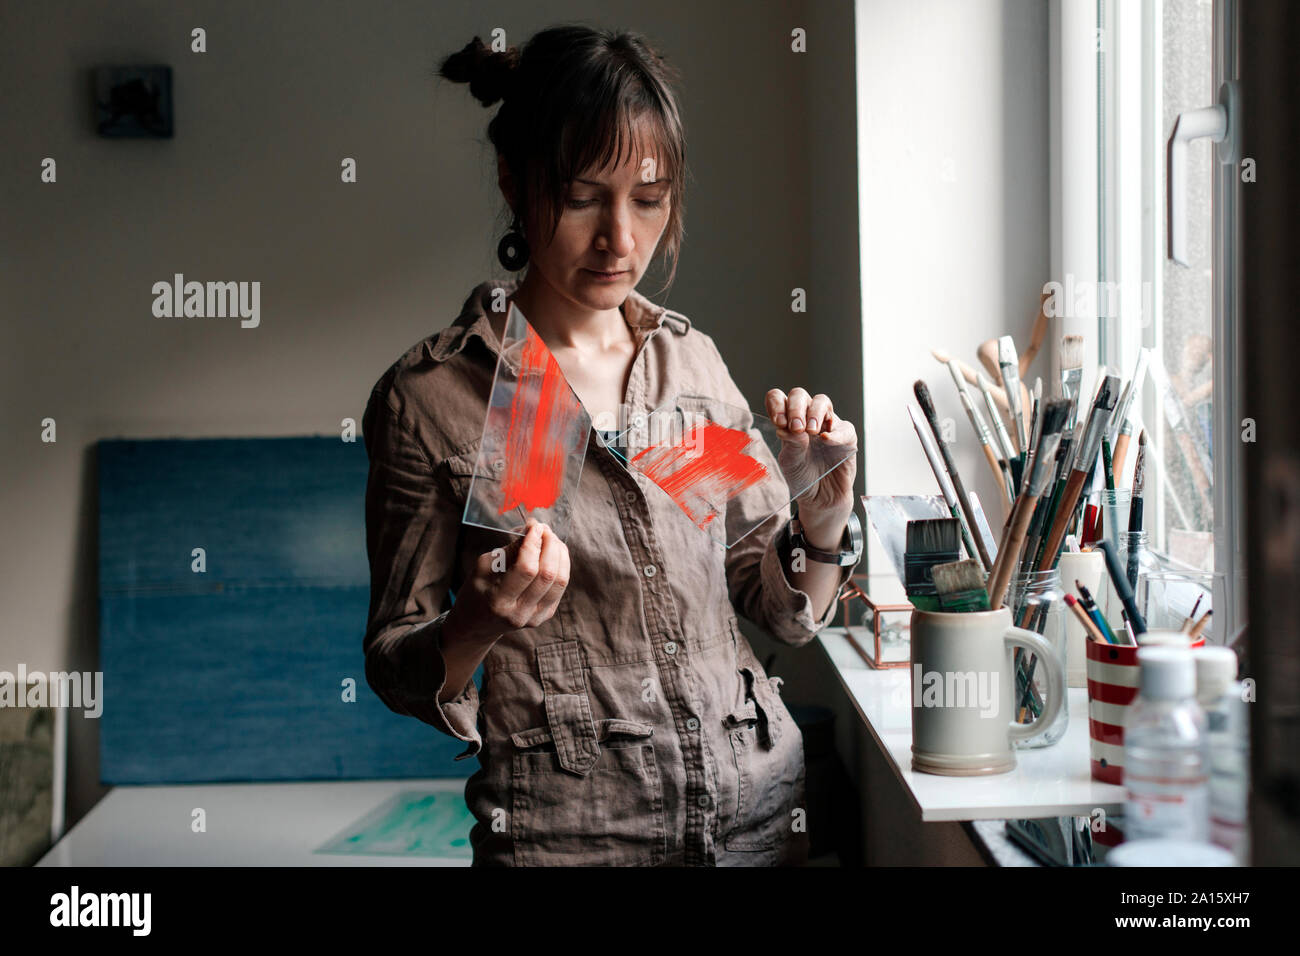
(438, 24, 687, 294)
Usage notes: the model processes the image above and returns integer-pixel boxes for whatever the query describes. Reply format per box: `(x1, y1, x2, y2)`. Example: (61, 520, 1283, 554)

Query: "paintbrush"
(1180, 593, 1204, 633)
(978, 372, 1020, 491)
(977, 338, 1032, 440)
(1126, 430, 1147, 585)
(998, 336, 1029, 459)
(1109, 348, 1151, 479)
(1060, 335, 1084, 430)
(1096, 538, 1147, 635)
(933, 558, 991, 612)
(1023, 412, 1080, 573)
(987, 399, 1071, 610)
(1019, 291, 1051, 376)
(1023, 379, 1045, 481)
(930, 350, 1013, 412)
(914, 381, 994, 572)
(946, 359, 1013, 508)
(905, 518, 963, 611)
(907, 404, 981, 564)
(1037, 373, 1121, 570)
(1076, 367, 1114, 533)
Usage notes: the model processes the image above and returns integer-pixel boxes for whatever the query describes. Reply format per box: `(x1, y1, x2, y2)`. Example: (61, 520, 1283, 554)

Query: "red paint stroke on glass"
(630, 419, 768, 528)
(499, 324, 583, 513)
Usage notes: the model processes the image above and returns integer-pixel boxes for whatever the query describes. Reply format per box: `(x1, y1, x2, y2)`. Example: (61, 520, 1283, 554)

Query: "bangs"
(562, 101, 678, 184)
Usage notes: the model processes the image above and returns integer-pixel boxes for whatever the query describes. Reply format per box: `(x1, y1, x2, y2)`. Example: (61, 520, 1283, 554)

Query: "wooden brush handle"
(1019, 292, 1051, 376)
(989, 492, 1038, 610)
(1112, 431, 1132, 485)
(1039, 469, 1087, 571)
(948, 359, 1012, 412)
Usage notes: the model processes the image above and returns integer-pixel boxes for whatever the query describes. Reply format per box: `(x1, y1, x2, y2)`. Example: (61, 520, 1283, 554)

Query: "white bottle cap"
(1137, 646, 1196, 700)
(1108, 839, 1236, 867)
(1192, 646, 1237, 705)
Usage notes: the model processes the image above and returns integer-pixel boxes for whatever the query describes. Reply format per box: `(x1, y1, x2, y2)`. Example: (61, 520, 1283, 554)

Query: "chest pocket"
(442, 450, 497, 508)
(508, 640, 668, 866)
(723, 663, 803, 852)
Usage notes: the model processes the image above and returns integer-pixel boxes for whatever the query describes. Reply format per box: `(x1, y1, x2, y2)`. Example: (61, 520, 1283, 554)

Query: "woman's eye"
(566, 199, 596, 209)
(637, 198, 666, 209)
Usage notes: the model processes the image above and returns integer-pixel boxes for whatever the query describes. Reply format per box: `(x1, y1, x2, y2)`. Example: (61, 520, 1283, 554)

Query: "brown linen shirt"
(361, 277, 860, 866)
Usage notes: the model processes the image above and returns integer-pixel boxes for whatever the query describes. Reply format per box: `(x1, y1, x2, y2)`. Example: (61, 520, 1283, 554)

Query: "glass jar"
(1008, 568, 1070, 749)
(1096, 488, 1132, 555)
(1103, 530, 1161, 635)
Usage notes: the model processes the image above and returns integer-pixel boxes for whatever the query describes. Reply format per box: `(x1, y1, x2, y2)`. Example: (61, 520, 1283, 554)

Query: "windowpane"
(1158, 0, 1215, 569)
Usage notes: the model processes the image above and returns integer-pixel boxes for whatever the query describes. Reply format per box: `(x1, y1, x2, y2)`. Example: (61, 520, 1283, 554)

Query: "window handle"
(1167, 80, 1240, 267)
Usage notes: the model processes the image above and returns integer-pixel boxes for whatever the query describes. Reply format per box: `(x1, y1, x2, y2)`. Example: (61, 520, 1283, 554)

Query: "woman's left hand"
(765, 387, 858, 549)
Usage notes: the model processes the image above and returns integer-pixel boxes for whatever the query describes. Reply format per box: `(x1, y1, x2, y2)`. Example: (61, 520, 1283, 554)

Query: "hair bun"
(439, 36, 520, 107)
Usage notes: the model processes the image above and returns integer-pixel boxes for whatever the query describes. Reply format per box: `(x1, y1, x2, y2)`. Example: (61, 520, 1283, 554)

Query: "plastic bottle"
(1193, 646, 1250, 863)
(1123, 647, 1209, 842)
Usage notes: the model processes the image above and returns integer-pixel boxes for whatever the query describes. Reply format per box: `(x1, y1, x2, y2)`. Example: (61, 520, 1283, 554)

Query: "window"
(1093, 0, 1241, 634)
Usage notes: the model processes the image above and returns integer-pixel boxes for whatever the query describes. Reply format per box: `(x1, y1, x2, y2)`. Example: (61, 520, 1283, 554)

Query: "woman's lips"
(584, 268, 627, 279)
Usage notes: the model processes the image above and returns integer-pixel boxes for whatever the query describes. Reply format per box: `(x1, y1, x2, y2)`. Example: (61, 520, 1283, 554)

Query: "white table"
(816, 627, 1125, 822)
(37, 778, 472, 866)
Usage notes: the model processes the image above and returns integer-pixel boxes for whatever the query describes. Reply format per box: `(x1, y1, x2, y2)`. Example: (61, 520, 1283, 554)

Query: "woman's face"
(522, 134, 671, 312)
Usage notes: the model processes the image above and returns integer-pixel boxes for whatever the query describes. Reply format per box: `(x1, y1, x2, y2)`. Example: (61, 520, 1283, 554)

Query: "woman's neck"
(508, 271, 633, 353)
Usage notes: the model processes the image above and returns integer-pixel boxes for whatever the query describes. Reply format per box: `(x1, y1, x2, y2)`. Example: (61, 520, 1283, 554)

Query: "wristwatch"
(786, 509, 863, 566)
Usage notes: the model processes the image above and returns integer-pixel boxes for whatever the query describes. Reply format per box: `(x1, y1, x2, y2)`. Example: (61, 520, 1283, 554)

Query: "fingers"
(769, 387, 840, 441)
(785, 387, 811, 432)
(496, 522, 547, 603)
(806, 394, 833, 433)
(526, 535, 570, 626)
(515, 526, 566, 610)
(765, 388, 788, 427)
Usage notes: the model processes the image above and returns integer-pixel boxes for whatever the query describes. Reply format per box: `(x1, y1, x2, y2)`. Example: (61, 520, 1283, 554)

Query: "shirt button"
(644, 564, 656, 577)
(664, 641, 678, 656)
(625, 490, 637, 503)
(686, 717, 700, 731)
(697, 794, 710, 808)
(492, 459, 504, 472)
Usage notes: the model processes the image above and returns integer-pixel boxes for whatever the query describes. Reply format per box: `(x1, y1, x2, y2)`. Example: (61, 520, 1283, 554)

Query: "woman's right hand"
(443, 520, 571, 646)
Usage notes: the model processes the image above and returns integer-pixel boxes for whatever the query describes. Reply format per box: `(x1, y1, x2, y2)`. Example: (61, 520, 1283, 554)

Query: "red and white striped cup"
(1086, 631, 1205, 784)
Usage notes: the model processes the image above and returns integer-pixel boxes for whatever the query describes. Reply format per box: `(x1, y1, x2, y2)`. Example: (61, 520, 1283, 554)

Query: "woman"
(362, 24, 861, 866)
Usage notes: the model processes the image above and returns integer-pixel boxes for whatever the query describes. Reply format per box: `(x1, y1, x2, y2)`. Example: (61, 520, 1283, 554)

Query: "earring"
(497, 215, 529, 270)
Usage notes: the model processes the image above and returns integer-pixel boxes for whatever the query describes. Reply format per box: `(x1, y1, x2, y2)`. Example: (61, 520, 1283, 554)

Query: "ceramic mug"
(910, 606, 1065, 775)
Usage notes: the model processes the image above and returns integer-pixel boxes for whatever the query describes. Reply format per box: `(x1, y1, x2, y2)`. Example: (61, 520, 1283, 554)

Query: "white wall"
(855, 0, 1051, 595)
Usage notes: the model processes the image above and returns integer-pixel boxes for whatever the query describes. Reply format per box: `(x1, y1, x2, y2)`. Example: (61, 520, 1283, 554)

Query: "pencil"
(1189, 609, 1213, 640)
(1064, 593, 1105, 643)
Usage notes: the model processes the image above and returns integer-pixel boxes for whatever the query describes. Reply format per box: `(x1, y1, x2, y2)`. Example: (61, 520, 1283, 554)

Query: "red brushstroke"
(630, 420, 768, 529)
(499, 324, 583, 513)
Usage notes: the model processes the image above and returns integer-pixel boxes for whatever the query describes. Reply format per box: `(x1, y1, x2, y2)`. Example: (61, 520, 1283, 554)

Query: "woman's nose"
(596, 203, 635, 258)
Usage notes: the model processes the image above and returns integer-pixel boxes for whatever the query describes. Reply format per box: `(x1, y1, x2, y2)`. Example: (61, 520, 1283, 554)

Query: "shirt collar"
(428, 278, 681, 364)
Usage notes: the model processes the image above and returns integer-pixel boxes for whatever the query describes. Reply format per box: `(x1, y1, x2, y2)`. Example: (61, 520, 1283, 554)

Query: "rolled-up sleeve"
(360, 380, 481, 760)
(701, 335, 860, 646)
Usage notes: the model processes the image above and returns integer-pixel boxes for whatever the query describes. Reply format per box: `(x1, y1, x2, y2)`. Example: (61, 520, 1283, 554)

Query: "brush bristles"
(907, 517, 961, 554)
(932, 558, 987, 596)
(913, 379, 936, 420)
(1096, 374, 1120, 409)
(1061, 335, 1084, 370)
(998, 335, 1018, 367)
(1038, 398, 1071, 438)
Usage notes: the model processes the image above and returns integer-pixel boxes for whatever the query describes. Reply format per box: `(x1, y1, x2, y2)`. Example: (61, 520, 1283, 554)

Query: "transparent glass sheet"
(463, 301, 590, 541)
(605, 393, 855, 548)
